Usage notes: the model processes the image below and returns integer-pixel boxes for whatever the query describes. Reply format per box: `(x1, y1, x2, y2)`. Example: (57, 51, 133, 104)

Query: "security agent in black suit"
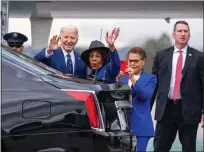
(199, 55, 204, 128)
(3, 32, 28, 54)
(151, 21, 204, 152)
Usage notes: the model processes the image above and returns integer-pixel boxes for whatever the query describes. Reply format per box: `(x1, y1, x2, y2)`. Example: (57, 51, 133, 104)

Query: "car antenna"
(93, 28, 103, 84)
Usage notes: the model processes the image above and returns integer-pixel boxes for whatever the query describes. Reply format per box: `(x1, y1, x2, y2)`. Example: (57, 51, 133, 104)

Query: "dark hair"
(173, 20, 190, 32)
(127, 47, 147, 60)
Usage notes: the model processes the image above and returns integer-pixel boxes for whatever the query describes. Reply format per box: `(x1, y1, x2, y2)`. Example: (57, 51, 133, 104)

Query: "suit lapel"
(56, 48, 68, 74)
(136, 71, 146, 85)
(167, 47, 174, 76)
(139, 71, 145, 81)
(73, 51, 80, 74)
(182, 46, 193, 78)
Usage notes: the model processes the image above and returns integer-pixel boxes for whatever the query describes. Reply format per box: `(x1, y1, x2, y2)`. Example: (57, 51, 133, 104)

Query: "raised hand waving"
(47, 35, 60, 54)
(106, 27, 120, 52)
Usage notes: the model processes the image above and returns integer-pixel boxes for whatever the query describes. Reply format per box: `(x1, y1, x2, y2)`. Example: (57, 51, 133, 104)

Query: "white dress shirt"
(168, 45, 188, 99)
(45, 47, 75, 74)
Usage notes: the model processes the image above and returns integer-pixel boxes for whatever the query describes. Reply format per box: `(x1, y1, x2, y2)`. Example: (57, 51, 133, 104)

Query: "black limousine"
(2, 45, 134, 152)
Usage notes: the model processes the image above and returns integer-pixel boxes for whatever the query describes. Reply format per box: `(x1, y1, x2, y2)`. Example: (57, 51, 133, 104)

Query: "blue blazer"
(88, 50, 121, 84)
(34, 48, 87, 78)
(120, 71, 157, 137)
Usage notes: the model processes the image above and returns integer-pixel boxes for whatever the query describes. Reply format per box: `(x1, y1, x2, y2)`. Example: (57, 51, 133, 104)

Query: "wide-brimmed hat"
(81, 40, 110, 68)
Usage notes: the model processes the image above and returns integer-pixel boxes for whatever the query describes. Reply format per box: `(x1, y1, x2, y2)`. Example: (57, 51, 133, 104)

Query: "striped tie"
(173, 50, 183, 101)
(66, 54, 73, 74)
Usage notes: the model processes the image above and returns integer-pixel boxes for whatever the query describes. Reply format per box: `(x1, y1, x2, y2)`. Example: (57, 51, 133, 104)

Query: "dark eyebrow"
(177, 29, 189, 32)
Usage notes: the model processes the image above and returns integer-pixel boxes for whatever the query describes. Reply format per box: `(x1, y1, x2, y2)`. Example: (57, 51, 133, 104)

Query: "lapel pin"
(189, 54, 192, 56)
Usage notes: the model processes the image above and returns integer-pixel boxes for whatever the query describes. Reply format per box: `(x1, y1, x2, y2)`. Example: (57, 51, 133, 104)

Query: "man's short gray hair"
(60, 25, 79, 38)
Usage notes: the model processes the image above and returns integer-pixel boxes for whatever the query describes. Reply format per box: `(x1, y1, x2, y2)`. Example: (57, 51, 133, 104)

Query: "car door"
(2, 48, 95, 152)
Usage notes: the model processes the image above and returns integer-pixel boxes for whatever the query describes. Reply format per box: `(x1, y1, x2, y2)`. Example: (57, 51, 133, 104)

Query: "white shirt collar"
(61, 47, 74, 58)
(174, 45, 188, 54)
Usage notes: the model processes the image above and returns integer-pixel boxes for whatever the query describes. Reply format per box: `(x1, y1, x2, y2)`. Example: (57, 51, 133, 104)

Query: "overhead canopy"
(9, 1, 203, 19)
(7, 1, 203, 51)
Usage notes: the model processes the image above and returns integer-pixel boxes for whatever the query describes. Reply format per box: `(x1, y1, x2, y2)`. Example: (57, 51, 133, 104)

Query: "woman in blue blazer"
(117, 47, 157, 152)
(81, 27, 121, 84)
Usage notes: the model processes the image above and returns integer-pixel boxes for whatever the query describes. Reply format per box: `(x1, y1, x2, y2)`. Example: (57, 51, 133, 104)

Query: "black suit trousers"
(154, 99, 199, 152)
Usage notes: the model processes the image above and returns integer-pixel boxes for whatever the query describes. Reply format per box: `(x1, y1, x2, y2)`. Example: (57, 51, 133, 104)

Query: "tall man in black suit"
(151, 21, 204, 152)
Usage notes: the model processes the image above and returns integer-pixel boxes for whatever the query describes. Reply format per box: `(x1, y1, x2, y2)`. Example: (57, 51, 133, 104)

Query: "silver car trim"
(115, 101, 132, 131)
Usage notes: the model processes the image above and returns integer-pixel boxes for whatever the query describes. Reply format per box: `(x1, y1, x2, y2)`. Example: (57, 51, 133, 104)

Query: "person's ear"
(21, 45, 24, 50)
(76, 37, 79, 44)
(142, 59, 146, 66)
(172, 32, 176, 39)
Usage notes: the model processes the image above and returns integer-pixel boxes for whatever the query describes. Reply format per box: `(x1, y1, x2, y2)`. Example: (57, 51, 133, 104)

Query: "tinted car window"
(2, 46, 58, 75)
(2, 45, 103, 84)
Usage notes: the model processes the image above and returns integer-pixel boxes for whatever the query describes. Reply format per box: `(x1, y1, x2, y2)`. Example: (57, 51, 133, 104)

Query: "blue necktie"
(66, 54, 73, 74)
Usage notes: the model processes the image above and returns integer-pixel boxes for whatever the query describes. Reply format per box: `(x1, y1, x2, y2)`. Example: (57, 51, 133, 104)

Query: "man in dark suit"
(198, 55, 204, 127)
(3, 32, 28, 54)
(34, 25, 87, 78)
(151, 20, 204, 152)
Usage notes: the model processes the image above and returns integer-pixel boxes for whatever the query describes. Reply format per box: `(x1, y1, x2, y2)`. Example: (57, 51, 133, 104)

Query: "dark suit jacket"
(151, 46, 204, 124)
(198, 55, 204, 112)
(34, 47, 87, 78)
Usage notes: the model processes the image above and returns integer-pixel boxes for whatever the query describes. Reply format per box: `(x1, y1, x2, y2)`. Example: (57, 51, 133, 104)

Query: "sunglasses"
(8, 43, 23, 48)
